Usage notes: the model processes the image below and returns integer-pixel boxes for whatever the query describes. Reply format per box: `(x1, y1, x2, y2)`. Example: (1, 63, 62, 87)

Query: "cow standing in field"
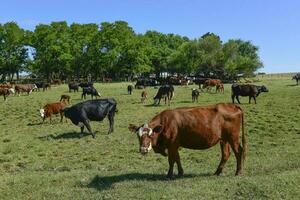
(153, 85, 174, 106)
(141, 91, 148, 103)
(203, 79, 222, 92)
(35, 82, 51, 91)
(129, 103, 246, 178)
(231, 84, 269, 104)
(0, 87, 15, 101)
(79, 82, 93, 89)
(216, 83, 224, 93)
(194, 78, 210, 90)
(292, 74, 300, 85)
(68, 82, 79, 92)
(127, 85, 133, 95)
(63, 99, 117, 138)
(39, 102, 66, 123)
(191, 88, 200, 103)
(82, 87, 101, 99)
(15, 84, 37, 95)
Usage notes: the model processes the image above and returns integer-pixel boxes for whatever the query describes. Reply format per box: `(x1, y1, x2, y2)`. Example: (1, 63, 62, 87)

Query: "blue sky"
(1, 0, 300, 73)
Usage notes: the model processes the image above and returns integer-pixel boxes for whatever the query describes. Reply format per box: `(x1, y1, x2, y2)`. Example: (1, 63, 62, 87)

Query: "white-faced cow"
(63, 99, 117, 138)
(129, 103, 246, 179)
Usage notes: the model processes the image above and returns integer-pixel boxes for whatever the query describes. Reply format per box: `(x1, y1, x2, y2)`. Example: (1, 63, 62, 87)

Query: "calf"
(191, 88, 200, 103)
(231, 84, 269, 104)
(127, 85, 133, 95)
(68, 82, 79, 92)
(60, 94, 71, 104)
(141, 91, 148, 103)
(63, 99, 117, 138)
(39, 102, 66, 123)
(153, 85, 174, 106)
(0, 87, 15, 101)
(82, 87, 101, 99)
(129, 103, 246, 178)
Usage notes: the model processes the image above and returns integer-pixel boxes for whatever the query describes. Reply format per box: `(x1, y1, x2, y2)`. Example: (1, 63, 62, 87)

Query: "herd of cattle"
(0, 74, 299, 178)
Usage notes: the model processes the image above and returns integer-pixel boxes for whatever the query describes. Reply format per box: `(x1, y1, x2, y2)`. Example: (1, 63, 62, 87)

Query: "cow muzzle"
(140, 143, 152, 155)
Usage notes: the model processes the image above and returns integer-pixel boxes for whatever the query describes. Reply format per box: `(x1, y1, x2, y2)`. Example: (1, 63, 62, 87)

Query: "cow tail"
(241, 108, 247, 168)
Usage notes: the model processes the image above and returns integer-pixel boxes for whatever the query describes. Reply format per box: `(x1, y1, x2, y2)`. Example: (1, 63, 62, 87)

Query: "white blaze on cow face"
(137, 123, 153, 154)
(9, 88, 15, 94)
(39, 109, 45, 118)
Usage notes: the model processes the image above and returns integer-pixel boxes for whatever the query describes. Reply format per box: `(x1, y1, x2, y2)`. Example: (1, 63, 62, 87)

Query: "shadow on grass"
(87, 172, 205, 191)
(286, 84, 298, 87)
(38, 132, 91, 140)
(27, 122, 44, 126)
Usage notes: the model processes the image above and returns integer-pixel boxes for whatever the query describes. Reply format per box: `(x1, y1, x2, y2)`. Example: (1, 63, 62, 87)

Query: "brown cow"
(15, 84, 37, 95)
(216, 83, 224, 93)
(39, 102, 66, 123)
(129, 103, 246, 178)
(203, 79, 222, 92)
(60, 94, 71, 104)
(0, 87, 15, 101)
(141, 91, 148, 103)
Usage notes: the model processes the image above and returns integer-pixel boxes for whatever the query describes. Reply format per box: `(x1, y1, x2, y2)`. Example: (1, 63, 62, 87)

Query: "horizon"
(1, 0, 300, 73)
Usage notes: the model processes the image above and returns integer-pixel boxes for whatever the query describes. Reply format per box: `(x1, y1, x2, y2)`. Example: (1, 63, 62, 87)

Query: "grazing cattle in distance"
(60, 94, 71, 104)
(63, 99, 117, 138)
(36, 82, 51, 91)
(40, 102, 66, 123)
(82, 87, 101, 99)
(292, 73, 300, 85)
(216, 83, 224, 93)
(231, 84, 269, 104)
(127, 85, 133, 95)
(203, 79, 222, 92)
(129, 103, 246, 178)
(153, 85, 174, 106)
(194, 78, 211, 90)
(15, 84, 37, 95)
(179, 79, 190, 86)
(141, 91, 148, 103)
(0, 87, 15, 101)
(191, 88, 200, 103)
(68, 82, 79, 92)
(79, 82, 93, 88)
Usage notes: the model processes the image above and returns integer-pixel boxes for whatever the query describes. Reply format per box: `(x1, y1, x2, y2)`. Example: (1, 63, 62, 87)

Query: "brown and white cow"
(39, 102, 66, 123)
(15, 84, 37, 95)
(0, 87, 15, 101)
(203, 79, 222, 92)
(129, 103, 246, 178)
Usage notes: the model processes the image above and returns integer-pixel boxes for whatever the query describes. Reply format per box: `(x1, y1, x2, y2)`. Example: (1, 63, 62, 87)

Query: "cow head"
(259, 85, 269, 93)
(128, 123, 163, 155)
(8, 88, 15, 94)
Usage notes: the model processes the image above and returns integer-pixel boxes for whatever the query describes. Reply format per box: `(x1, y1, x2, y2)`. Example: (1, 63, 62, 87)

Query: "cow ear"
(153, 125, 163, 134)
(128, 124, 139, 133)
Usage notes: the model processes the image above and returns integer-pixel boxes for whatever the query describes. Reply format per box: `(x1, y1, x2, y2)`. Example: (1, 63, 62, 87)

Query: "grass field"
(0, 78, 299, 199)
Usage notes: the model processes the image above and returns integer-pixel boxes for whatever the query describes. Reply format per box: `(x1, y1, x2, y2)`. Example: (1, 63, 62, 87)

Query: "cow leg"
(83, 120, 95, 138)
(253, 96, 257, 104)
(248, 96, 251, 104)
(236, 96, 241, 104)
(60, 111, 64, 122)
(167, 146, 183, 178)
(231, 95, 235, 103)
(214, 141, 230, 175)
(229, 141, 243, 175)
(107, 112, 115, 134)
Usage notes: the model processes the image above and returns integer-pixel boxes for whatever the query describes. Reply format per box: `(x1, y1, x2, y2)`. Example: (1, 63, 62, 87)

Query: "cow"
(39, 102, 66, 123)
(128, 103, 246, 178)
(68, 82, 79, 92)
(180, 79, 190, 86)
(15, 84, 37, 95)
(35, 82, 51, 91)
(191, 88, 200, 103)
(153, 85, 174, 106)
(231, 84, 269, 104)
(216, 83, 224, 93)
(127, 85, 133, 95)
(292, 73, 300, 85)
(203, 79, 222, 92)
(0, 87, 15, 101)
(62, 99, 117, 138)
(60, 94, 71, 104)
(82, 87, 101, 99)
(141, 91, 148, 103)
(194, 78, 211, 90)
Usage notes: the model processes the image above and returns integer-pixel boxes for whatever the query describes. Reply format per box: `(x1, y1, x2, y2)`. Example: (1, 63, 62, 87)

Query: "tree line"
(0, 21, 263, 82)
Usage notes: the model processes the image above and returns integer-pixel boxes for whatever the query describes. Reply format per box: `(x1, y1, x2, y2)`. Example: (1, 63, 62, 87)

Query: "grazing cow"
(153, 85, 174, 106)
(129, 103, 246, 178)
(79, 82, 93, 88)
(39, 102, 66, 123)
(141, 91, 148, 103)
(191, 88, 200, 103)
(68, 82, 79, 92)
(203, 79, 222, 92)
(180, 79, 190, 86)
(63, 99, 117, 138)
(194, 78, 211, 90)
(82, 87, 101, 99)
(36, 82, 51, 91)
(15, 84, 37, 95)
(231, 84, 269, 104)
(0, 87, 15, 101)
(292, 73, 300, 85)
(127, 85, 133, 95)
(216, 83, 224, 93)
(60, 94, 71, 104)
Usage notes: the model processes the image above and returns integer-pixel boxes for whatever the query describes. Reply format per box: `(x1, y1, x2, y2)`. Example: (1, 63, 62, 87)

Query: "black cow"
(153, 85, 174, 106)
(68, 82, 79, 92)
(35, 82, 50, 91)
(292, 73, 300, 85)
(82, 87, 101, 99)
(79, 82, 93, 88)
(231, 84, 269, 104)
(63, 99, 117, 138)
(127, 85, 133, 95)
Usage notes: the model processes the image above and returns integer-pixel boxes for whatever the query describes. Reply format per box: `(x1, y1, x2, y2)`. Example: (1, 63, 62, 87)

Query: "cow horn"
(144, 123, 149, 128)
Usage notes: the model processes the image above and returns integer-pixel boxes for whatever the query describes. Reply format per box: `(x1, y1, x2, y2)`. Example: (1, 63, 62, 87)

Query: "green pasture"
(0, 78, 299, 199)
